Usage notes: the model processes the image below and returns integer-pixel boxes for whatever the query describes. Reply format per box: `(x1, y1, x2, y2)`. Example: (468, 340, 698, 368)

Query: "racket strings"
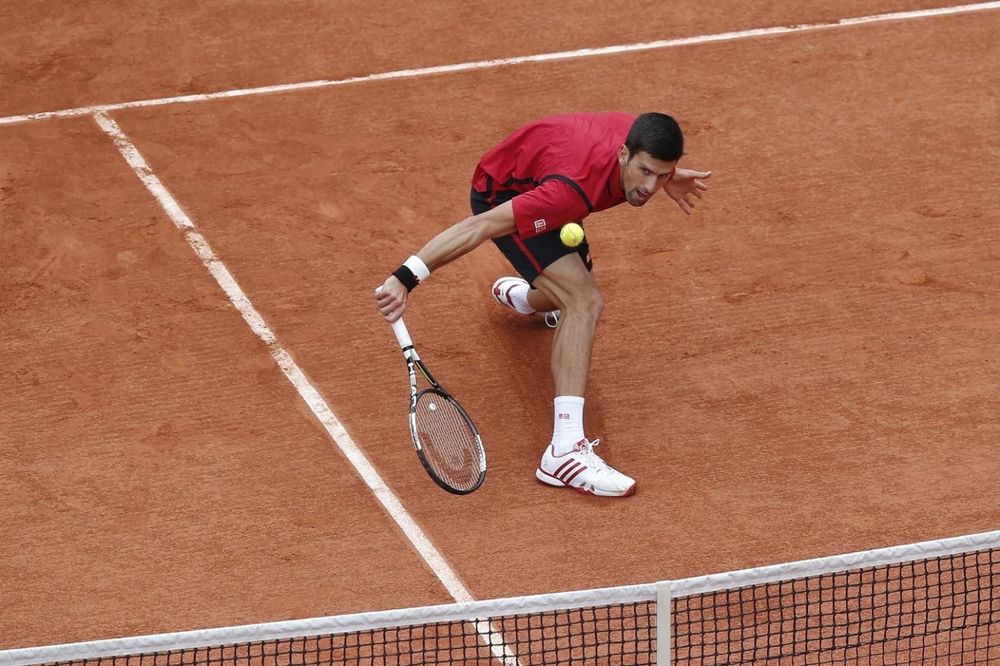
(414, 391, 483, 491)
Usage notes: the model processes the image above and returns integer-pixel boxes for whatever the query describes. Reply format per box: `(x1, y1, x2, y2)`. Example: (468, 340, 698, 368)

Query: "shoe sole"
(535, 467, 636, 497)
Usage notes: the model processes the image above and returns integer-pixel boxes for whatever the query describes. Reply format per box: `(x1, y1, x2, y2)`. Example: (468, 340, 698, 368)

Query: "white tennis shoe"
(491, 277, 560, 328)
(536, 439, 636, 497)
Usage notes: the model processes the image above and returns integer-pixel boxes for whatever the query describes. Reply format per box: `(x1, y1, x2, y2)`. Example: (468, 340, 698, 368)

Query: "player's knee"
(564, 285, 603, 321)
(589, 289, 605, 320)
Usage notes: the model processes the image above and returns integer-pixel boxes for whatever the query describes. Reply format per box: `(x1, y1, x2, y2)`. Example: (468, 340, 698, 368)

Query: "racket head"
(409, 387, 486, 494)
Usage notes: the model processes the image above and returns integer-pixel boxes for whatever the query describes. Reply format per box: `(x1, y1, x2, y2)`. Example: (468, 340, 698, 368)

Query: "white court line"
(93, 111, 521, 666)
(3, 1, 999, 126)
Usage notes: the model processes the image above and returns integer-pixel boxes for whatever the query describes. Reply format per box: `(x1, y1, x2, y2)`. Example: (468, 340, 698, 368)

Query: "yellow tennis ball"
(560, 222, 585, 247)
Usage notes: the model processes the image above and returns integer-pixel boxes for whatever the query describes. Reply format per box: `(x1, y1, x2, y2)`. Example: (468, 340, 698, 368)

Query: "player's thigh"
(532, 252, 600, 310)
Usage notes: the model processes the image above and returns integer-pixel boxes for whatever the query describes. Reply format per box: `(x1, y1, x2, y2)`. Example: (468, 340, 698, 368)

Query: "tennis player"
(376, 112, 710, 497)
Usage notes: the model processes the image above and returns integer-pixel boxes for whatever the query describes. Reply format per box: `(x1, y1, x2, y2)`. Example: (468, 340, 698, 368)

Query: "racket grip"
(389, 317, 414, 350)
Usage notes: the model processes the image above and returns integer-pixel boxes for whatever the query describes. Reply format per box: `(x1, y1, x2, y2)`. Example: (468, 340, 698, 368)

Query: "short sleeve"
(510, 180, 590, 238)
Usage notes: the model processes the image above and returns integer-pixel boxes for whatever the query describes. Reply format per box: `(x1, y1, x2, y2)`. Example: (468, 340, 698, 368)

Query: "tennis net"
(1, 531, 997, 665)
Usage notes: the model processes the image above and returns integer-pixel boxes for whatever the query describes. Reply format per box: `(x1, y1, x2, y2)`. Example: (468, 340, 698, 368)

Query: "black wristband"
(392, 264, 419, 292)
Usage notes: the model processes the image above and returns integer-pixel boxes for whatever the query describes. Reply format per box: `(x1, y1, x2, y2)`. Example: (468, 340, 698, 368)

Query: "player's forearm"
(414, 217, 488, 271)
(415, 204, 516, 272)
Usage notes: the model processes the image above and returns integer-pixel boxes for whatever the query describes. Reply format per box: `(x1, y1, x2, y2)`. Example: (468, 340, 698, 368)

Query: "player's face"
(619, 148, 677, 207)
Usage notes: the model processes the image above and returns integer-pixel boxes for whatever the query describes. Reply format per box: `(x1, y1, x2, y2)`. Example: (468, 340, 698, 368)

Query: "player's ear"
(618, 145, 629, 166)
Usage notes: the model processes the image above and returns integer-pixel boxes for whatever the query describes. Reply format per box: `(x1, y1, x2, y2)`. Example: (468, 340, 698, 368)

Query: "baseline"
(0, 2, 996, 127)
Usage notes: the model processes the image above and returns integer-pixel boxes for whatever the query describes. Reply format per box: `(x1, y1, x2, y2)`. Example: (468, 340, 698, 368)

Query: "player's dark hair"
(624, 112, 684, 162)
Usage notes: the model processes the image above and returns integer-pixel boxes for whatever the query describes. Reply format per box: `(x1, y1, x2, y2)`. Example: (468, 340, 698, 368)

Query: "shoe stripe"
(553, 459, 578, 478)
(563, 465, 587, 485)
(558, 462, 583, 483)
(495, 279, 521, 309)
(556, 462, 580, 481)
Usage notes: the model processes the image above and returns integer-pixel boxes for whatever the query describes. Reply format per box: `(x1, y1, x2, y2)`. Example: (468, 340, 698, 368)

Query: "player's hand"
(664, 168, 711, 215)
(375, 276, 408, 322)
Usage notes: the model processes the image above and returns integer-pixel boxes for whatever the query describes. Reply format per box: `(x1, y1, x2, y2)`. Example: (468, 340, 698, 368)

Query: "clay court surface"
(2, 0, 998, 650)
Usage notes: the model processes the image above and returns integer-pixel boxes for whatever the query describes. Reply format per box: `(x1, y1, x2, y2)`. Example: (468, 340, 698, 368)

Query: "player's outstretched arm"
(418, 201, 516, 270)
(663, 168, 712, 215)
(376, 201, 516, 322)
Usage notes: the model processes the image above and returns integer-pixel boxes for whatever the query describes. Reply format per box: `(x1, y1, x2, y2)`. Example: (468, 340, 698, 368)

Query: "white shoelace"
(576, 438, 614, 475)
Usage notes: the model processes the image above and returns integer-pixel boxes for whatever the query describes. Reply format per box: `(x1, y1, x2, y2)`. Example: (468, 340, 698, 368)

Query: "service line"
(3, 2, 998, 126)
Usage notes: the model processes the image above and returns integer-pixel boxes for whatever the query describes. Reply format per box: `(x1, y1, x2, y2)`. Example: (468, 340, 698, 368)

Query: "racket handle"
(389, 317, 414, 350)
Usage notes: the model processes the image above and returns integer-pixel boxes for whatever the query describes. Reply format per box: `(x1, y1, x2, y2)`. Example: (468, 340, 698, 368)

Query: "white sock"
(506, 280, 537, 315)
(551, 396, 585, 454)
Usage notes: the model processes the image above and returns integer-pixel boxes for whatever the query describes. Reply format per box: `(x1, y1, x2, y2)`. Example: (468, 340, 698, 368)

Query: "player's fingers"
(374, 286, 393, 304)
(695, 180, 709, 191)
(376, 292, 401, 313)
(381, 304, 402, 321)
(691, 189, 704, 199)
(387, 302, 408, 322)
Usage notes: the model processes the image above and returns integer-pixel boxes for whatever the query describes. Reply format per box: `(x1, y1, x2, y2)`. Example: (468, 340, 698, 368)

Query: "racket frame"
(389, 317, 487, 495)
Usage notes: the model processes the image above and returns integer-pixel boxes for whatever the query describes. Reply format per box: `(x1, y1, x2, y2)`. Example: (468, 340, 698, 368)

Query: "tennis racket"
(384, 314, 487, 494)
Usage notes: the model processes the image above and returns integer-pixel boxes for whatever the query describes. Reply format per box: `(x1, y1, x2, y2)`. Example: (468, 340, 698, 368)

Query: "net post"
(655, 580, 671, 666)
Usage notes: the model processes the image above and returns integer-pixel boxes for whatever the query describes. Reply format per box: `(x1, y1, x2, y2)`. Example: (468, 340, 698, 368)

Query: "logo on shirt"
(534, 219, 547, 233)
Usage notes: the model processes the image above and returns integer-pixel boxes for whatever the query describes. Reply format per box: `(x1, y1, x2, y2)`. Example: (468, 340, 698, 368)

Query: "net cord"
(0, 584, 654, 665)
(670, 528, 1000, 599)
(2, 530, 997, 666)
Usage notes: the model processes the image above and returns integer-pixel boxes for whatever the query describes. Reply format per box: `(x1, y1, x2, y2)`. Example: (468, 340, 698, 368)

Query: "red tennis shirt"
(472, 112, 635, 238)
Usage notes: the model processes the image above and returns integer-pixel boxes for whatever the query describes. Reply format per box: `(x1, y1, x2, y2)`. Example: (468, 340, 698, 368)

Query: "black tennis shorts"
(470, 187, 592, 285)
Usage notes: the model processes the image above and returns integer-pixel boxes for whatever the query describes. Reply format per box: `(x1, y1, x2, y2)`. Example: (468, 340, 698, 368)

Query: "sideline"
(92, 112, 521, 665)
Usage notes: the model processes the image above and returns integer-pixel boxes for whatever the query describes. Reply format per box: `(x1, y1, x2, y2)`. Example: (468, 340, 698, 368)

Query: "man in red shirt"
(376, 112, 710, 497)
